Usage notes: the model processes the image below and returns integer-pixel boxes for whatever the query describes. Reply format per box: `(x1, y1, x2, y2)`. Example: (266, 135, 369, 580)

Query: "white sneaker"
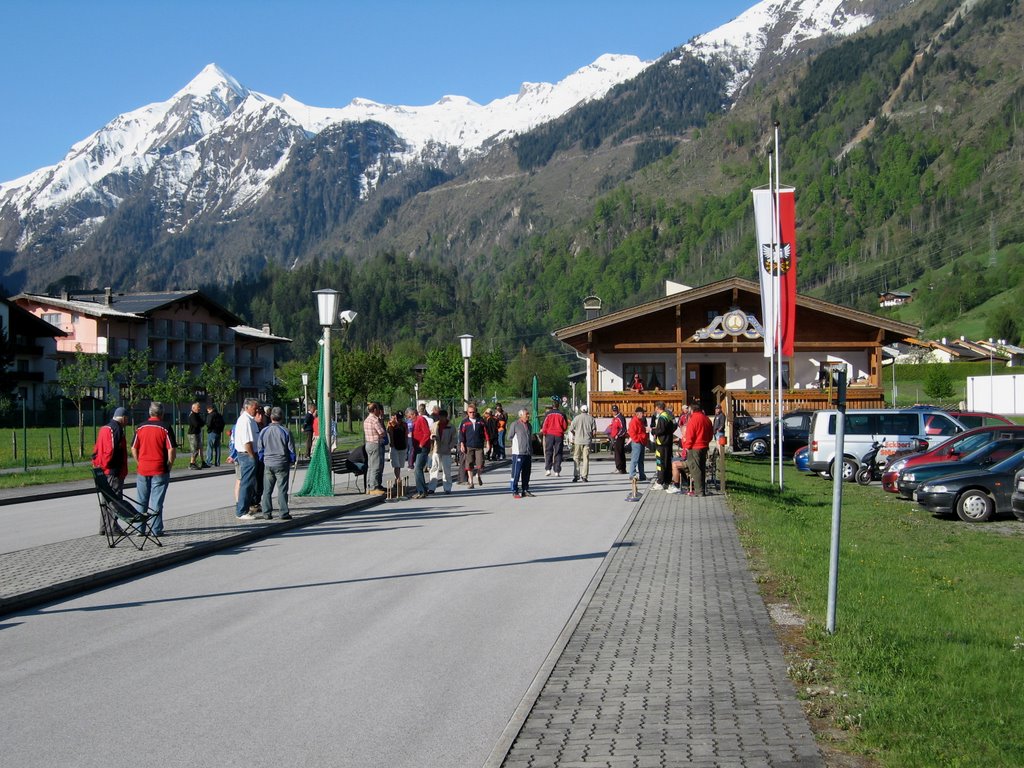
(555, 472, 561, 477)
(545, 470, 552, 477)
(651, 483, 664, 490)
(665, 486, 681, 494)
(237, 513, 256, 520)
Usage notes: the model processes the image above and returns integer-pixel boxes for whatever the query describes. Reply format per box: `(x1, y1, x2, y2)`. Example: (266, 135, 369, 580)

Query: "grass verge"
(726, 455, 1024, 768)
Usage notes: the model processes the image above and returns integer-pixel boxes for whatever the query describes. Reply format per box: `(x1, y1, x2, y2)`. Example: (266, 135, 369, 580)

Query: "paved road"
(0, 463, 638, 768)
(0, 467, 316, 554)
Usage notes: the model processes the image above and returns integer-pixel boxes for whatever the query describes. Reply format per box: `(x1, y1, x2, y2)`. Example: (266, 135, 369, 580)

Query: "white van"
(808, 408, 967, 481)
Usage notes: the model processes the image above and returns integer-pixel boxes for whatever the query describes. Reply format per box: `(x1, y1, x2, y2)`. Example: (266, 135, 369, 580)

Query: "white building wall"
(966, 374, 1024, 415)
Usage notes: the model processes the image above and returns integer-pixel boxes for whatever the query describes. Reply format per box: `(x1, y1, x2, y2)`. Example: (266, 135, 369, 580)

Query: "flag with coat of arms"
(752, 185, 797, 358)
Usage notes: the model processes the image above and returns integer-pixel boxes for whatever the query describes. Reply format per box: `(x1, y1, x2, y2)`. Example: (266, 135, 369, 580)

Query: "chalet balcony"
(589, 387, 887, 420)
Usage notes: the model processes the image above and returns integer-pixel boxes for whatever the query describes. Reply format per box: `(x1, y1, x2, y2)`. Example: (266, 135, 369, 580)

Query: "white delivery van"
(807, 408, 966, 481)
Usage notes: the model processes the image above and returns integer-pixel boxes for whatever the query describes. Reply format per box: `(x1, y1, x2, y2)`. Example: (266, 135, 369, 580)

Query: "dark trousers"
(543, 435, 564, 473)
(612, 436, 626, 472)
(511, 454, 532, 492)
(686, 447, 709, 496)
(656, 441, 673, 485)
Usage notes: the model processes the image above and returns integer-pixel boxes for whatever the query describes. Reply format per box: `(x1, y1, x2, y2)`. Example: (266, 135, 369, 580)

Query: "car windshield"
(960, 440, 1024, 464)
(952, 432, 996, 455)
(987, 448, 1024, 474)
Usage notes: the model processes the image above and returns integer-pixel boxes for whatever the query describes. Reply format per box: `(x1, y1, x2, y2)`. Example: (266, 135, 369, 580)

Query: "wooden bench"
(330, 449, 367, 493)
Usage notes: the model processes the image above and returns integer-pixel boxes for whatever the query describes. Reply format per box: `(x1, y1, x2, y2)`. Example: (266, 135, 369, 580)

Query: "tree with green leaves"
(57, 345, 108, 457)
(146, 366, 196, 433)
(198, 354, 238, 413)
(108, 348, 151, 417)
(505, 346, 571, 397)
(923, 364, 956, 403)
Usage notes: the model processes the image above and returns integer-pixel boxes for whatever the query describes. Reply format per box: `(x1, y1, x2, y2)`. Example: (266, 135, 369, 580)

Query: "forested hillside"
(216, 0, 1022, 364)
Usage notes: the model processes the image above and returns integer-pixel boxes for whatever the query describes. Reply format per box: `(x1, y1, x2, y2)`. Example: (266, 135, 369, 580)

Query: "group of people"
(92, 398, 298, 537)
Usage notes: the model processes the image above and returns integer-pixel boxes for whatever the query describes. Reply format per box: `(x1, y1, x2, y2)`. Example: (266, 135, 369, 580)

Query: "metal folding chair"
(92, 468, 162, 550)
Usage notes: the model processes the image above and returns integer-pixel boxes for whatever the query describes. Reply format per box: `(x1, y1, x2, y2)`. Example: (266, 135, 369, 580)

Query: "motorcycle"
(855, 440, 884, 485)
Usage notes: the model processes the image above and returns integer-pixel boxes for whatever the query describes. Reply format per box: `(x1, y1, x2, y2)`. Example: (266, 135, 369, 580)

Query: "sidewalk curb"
(0, 467, 237, 507)
(0, 493, 382, 617)
(482, 488, 648, 768)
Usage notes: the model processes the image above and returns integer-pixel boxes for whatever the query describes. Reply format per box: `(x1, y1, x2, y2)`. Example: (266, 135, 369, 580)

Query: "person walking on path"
(92, 406, 129, 534)
(256, 406, 297, 519)
(363, 403, 387, 496)
(568, 405, 597, 482)
(430, 410, 457, 494)
(540, 402, 568, 477)
(608, 404, 628, 473)
(459, 403, 489, 488)
(682, 401, 714, 496)
(627, 406, 649, 482)
(509, 408, 535, 498)
(131, 401, 176, 535)
(410, 406, 432, 498)
(187, 401, 207, 469)
(233, 398, 261, 519)
(494, 404, 507, 460)
(205, 404, 225, 466)
(650, 401, 676, 490)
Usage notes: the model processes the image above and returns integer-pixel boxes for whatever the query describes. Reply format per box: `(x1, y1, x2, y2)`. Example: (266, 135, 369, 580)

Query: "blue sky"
(1, 0, 753, 182)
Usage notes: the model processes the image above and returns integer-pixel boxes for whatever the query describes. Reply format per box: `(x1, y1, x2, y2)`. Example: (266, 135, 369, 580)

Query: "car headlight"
(903, 472, 915, 482)
(888, 458, 909, 473)
(921, 484, 946, 494)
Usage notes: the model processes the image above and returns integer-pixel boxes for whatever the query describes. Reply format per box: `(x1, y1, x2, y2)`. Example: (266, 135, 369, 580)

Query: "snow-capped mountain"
(0, 0, 909, 292)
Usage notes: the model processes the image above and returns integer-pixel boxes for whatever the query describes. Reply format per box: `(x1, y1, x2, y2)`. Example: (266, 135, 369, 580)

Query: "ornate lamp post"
(412, 363, 427, 406)
(459, 334, 473, 411)
(314, 289, 341, 451)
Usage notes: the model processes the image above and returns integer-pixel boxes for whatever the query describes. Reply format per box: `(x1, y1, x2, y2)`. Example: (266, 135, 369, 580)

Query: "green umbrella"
(297, 344, 334, 496)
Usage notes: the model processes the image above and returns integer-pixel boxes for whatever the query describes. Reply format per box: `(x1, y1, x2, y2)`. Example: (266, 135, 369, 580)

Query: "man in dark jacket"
(608, 404, 628, 473)
(650, 401, 676, 490)
(459, 403, 490, 488)
(206, 404, 225, 466)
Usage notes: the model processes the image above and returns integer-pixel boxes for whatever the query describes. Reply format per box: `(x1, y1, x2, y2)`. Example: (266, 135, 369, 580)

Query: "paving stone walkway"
(493, 483, 823, 768)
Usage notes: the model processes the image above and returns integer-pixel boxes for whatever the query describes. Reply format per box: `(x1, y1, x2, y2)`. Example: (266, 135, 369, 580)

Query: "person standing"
(257, 406, 296, 519)
(568, 405, 597, 482)
(509, 408, 535, 498)
(131, 401, 176, 535)
(710, 403, 726, 478)
(483, 408, 499, 461)
(494, 404, 507, 460)
(608, 404, 628, 473)
(386, 411, 408, 488)
(650, 401, 676, 490)
(540, 403, 568, 477)
(410, 406, 432, 498)
(363, 402, 387, 496)
(301, 405, 315, 459)
(187, 401, 206, 469)
(459, 403, 489, 488)
(430, 409, 457, 495)
(683, 401, 714, 496)
(233, 398, 261, 519)
(205, 404, 225, 466)
(92, 406, 129, 534)
(627, 406, 649, 482)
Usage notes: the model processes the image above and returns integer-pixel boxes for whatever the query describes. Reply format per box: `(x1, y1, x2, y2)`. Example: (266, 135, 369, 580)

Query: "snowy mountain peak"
(176, 62, 249, 102)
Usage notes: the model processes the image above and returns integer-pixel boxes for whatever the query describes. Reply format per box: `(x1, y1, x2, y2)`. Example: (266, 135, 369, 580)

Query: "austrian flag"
(752, 186, 797, 357)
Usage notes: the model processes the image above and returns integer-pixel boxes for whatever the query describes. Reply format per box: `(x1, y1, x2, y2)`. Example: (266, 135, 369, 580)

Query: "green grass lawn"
(726, 456, 1024, 767)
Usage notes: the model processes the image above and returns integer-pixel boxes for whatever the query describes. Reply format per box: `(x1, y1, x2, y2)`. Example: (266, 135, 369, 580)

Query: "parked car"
(1008, 469, 1024, 522)
(881, 425, 1024, 493)
(897, 439, 1024, 499)
(913, 450, 1024, 522)
(793, 445, 810, 472)
(905, 406, 1012, 428)
(734, 410, 813, 456)
(808, 408, 966, 482)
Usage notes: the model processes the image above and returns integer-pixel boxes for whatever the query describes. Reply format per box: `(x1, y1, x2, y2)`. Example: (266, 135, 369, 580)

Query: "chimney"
(104, 287, 113, 306)
(583, 296, 602, 321)
(60, 288, 69, 301)
(262, 323, 272, 334)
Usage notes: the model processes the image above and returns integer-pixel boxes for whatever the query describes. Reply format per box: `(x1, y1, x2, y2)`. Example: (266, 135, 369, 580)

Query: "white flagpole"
(767, 149, 776, 483)
(775, 122, 784, 490)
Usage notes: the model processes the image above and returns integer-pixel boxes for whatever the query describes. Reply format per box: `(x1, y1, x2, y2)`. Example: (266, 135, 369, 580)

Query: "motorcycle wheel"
(855, 467, 873, 485)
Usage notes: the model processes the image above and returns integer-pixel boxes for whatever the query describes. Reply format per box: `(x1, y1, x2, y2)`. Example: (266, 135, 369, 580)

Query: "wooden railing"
(589, 387, 887, 419)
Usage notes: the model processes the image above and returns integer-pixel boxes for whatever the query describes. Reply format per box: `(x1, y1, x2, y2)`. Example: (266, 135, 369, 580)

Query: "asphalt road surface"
(0, 461, 636, 768)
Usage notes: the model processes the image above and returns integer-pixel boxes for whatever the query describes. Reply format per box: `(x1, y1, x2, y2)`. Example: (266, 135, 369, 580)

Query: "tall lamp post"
(459, 334, 473, 412)
(338, 310, 357, 429)
(314, 290, 341, 453)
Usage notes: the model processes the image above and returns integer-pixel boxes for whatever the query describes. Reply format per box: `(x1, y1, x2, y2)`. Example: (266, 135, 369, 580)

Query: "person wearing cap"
(608, 404, 628, 473)
(92, 406, 130, 534)
(627, 406, 649, 483)
(567, 404, 597, 482)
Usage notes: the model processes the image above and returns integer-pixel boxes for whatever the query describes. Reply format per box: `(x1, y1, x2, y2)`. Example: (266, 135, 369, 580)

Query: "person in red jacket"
(627, 406, 649, 482)
(92, 406, 129, 534)
(608, 404, 628, 473)
(410, 406, 433, 498)
(540, 402, 568, 477)
(682, 401, 714, 496)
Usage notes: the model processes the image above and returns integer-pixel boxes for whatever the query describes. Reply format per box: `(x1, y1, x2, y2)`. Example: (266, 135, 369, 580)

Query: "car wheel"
(829, 457, 857, 482)
(750, 438, 768, 457)
(956, 490, 994, 523)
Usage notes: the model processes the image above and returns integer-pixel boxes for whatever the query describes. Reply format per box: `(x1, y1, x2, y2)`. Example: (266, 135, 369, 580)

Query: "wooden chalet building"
(554, 277, 918, 435)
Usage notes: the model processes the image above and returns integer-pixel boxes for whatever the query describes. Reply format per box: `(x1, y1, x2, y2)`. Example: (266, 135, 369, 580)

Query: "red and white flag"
(753, 185, 797, 357)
